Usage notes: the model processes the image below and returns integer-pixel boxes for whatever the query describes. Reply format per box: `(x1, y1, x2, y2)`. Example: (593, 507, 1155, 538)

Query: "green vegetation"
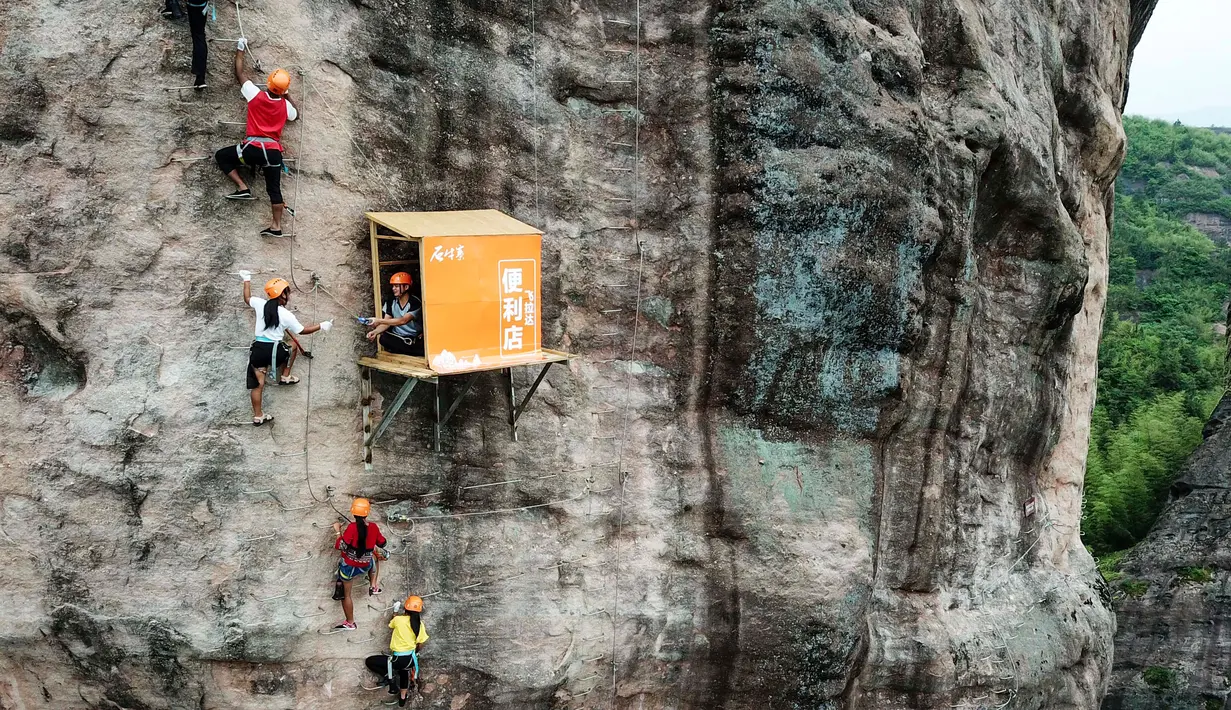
(1120, 116, 1231, 218)
(1143, 666, 1177, 691)
(1083, 118, 1231, 556)
(1097, 550, 1127, 583)
(1121, 579, 1150, 598)
(1177, 566, 1215, 584)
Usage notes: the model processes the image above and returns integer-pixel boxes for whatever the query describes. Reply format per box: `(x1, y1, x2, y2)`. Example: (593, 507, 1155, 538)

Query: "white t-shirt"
(240, 80, 298, 121)
(249, 297, 304, 341)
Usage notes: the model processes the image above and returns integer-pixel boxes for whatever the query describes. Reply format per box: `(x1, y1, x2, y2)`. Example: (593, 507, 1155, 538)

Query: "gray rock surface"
(0, 0, 1152, 707)
(1185, 212, 1231, 244)
(1104, 393, 1231, 710)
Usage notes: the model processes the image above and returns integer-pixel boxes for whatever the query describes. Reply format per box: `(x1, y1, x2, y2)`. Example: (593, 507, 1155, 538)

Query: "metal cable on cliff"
(609, 0, 643, 704)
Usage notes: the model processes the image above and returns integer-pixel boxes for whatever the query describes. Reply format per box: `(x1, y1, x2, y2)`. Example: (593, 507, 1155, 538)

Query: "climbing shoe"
(333, 620, 357, 631)
(259, 228, 283, 237)
(193, 75, 207, 90)
(225, 189, 254, 201)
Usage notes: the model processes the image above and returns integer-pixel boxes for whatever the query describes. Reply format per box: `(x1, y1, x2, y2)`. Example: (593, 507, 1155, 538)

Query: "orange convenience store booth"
(358, 209, 574, 460)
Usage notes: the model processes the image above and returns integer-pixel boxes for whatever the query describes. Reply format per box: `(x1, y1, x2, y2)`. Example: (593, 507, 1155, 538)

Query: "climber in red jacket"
(214, 39, 298, 237)
(330, 498, 388, 631)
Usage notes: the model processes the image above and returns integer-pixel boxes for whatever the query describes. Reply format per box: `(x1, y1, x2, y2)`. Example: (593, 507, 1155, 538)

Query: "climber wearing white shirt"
(239, 271, 331, 426)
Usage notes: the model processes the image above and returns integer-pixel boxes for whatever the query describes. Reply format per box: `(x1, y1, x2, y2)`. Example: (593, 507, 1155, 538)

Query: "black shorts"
(380, 332, 423, 357)
(365, 653, 417, 690)
(247, 341, 290, 389)
(215, 143, 285, 205)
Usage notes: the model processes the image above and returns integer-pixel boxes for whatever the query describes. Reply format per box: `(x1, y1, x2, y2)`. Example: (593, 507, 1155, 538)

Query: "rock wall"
(0, 0, 1152, 708)
(1103, 394, 1231, 710)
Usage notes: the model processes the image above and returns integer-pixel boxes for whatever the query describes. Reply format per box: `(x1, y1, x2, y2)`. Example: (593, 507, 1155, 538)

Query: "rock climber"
(364, 595, 429, 707)
(214, 39, 298, 237)
(161, 0, 209, 89)
(331, 498, 388, 631)
(239, 271, 331, 425)
(362, 272, 424, 356)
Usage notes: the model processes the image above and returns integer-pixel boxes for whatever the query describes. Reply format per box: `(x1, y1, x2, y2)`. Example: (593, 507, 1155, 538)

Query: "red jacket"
(336, 521, 386, 566)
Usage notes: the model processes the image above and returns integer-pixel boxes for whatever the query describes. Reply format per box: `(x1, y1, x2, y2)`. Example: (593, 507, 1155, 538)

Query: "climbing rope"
(305, 83, 407, 212)
(531, 0, 540, 223)
(288, 66, 307, 291)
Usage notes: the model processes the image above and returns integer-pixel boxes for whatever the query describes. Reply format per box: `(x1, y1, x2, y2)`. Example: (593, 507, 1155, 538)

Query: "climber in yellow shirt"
(364, 595, 428, 707)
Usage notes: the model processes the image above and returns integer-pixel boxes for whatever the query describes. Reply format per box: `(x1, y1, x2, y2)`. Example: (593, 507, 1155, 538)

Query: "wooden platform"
(359, 349, 574, 381)
(366, 209, 544, 239)
(358, 348, 576, 461)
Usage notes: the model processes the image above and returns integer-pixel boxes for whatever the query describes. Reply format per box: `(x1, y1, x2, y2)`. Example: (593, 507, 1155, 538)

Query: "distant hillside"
(1119, 116, 1231, 241)
(1083, 118, 1231, 555)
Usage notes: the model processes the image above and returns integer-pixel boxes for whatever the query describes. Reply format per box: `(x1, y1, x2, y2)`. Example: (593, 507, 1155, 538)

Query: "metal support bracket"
(434, 374, 478, 452)
(505, 363, 553, 442)
(370, 376, 419, 446)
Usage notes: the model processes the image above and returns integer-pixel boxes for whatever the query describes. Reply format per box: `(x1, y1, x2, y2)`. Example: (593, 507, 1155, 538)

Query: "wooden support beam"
(361, 367, 373, 471)
(370, 219, 383, 356)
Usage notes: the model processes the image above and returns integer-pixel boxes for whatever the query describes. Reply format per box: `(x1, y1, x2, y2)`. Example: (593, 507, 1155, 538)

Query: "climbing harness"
(186, 0, 215, 21)
(386, 652, 418, 687)
(236, 136, 281, 169)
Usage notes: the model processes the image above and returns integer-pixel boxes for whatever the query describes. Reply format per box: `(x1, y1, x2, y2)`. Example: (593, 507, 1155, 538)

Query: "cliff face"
(1103, 394, 1231, 710)
(0, 0, 1149, 708)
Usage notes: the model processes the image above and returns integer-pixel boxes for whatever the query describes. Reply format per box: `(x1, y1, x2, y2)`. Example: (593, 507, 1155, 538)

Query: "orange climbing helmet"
(350, 498, 371, 517)
(389, 272, 412, 286)
(264, 277, 290, 299)
(266, 68, 291, 95)
(404, 595, 423, 612)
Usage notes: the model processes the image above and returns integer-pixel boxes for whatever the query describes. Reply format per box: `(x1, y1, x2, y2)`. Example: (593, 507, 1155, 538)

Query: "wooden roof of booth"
(365, 209, 544, 238)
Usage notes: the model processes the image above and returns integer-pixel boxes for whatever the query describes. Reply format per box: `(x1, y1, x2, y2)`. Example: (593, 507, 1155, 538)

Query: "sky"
(1125, 0, 1231, 126)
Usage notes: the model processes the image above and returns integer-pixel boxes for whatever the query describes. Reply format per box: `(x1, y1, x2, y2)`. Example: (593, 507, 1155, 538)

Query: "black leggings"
(215, 144, 284, 204)
(365, 654, 417, 691)
(380, 332, 423, 356)
(185, 1, 208, 79)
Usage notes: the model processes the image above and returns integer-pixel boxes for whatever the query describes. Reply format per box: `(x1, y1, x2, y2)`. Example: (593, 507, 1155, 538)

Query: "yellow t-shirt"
(389, 615, 429, 654)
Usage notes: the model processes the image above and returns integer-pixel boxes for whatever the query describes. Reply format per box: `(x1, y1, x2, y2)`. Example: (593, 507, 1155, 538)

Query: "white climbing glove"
(237, 269, 252, 282)
(319, 320, 333, 332)
(236, 37, 248, 51)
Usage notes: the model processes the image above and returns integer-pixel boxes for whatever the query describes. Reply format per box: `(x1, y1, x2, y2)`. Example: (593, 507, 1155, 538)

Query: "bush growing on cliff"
(1176, 566, 1215, 584)
(1142, 666, 1177, 691)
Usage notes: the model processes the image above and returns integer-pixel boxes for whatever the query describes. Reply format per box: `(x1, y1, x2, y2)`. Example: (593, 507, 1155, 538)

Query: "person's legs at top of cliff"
(330, 499, 388, 630)
(161, 0, 185, 21)
(238, 271, 331, 425)
(184, 1, 209, 89)
(213, 39, 298, 237)
(363, 272, 425, 357)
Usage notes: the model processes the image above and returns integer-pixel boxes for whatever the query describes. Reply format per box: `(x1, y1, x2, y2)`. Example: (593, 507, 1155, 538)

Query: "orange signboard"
(420, 234, 542, 372)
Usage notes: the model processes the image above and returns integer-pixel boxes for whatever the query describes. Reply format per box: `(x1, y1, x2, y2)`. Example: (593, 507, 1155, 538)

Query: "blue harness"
(185, 1, 215, 20)
(386, 652, 418, 684)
